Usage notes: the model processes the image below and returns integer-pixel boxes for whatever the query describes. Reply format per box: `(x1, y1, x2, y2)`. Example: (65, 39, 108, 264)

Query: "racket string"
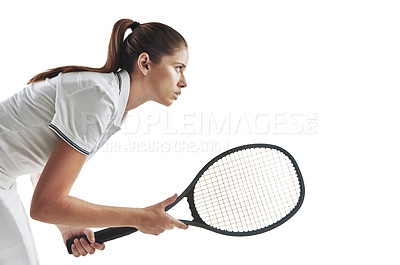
(193, 147, 301, 233)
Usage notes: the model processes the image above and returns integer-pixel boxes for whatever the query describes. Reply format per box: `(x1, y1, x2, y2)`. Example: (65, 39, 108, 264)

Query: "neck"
(124, 71, 150, 111)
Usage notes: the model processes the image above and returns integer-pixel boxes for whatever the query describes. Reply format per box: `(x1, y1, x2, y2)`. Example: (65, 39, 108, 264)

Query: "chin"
(154, 99, 173, 107)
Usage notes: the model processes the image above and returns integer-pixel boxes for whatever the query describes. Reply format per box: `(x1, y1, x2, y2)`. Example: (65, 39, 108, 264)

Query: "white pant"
(0, 183, 39, 265)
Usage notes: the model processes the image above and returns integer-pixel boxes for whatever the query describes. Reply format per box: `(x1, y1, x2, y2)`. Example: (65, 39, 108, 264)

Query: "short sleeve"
(49, 72, 117, 155)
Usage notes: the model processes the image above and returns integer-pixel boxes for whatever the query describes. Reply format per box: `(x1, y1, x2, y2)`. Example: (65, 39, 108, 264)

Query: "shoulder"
(55, 71, 120, 99)
(52, 71, 122, 120)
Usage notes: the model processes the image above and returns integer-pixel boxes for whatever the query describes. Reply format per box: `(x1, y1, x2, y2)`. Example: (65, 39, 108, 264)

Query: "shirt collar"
(114, 69, 130, 127)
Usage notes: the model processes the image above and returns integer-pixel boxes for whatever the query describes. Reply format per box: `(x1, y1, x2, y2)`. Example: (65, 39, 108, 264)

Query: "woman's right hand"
(136, 194, 188, 235)
(57, 225, 105, 257)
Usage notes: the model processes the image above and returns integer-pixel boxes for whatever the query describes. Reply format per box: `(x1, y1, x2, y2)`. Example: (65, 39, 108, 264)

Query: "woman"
(0, 18, 189, 264)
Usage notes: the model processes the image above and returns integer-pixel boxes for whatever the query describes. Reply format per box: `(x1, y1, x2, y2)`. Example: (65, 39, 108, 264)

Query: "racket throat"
(167, 195, 195, 223)
(186, 192, 204, 224)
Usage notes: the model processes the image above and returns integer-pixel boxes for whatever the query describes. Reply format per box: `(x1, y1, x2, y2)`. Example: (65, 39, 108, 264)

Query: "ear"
(137, 52, 151, 76)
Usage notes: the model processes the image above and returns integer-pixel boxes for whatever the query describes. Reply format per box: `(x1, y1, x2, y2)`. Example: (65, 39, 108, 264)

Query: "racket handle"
(66, 227, 138, 254)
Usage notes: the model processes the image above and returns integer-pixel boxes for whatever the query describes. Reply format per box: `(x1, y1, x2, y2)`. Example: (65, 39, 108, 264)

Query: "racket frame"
(167, 143, 305, 236)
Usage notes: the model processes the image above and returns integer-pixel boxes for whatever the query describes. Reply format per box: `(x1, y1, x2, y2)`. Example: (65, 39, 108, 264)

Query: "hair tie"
(130, 21, 140, 31)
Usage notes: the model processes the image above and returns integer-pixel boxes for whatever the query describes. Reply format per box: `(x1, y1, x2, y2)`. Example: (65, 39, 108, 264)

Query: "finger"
(160, 194, 178, 208)
(80, 238, 95, 255)
(91, 242, 105, 251)
(165, 224, 174, 230)
(166, 213, 188, 229)
(71, 244, 80, 257)
(171, 218, 188, 229)
(84, 230, 96, 244)
(74, 239, 88, 256)
(174, 219, 189, 229)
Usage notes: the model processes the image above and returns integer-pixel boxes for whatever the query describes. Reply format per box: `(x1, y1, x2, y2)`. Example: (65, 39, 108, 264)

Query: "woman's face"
(147, 47, 189, 106)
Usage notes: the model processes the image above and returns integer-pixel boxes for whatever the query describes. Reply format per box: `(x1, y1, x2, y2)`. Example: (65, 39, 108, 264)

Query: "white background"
(1, 0, 399, 264)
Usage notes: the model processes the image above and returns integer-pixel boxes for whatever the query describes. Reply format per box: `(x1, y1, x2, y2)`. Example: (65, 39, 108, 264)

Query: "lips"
(174, 91, 181, 99)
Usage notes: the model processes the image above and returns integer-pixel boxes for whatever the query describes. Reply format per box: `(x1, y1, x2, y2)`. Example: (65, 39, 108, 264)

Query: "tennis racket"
(66, 143, 305, 254)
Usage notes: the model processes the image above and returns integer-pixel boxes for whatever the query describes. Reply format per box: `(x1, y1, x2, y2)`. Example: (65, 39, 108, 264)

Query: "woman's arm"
(30, 138, 187, 233)
(31, 173, 105, 257)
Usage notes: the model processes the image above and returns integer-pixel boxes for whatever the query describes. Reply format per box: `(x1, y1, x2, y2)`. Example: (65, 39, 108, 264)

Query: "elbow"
(30, 204, 42, 221)
(30, 199, 49, 222)
(30, 196, 65, 223)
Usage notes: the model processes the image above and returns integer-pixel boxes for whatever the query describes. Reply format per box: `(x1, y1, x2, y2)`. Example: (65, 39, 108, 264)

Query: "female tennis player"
(0, 18, 188, 264)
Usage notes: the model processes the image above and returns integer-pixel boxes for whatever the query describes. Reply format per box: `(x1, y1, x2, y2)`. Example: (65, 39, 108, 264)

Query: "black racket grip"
(66, 227, 138, 254)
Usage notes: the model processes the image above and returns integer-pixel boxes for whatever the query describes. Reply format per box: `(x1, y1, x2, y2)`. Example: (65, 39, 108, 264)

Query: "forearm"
(30, 173, 143, 228)
(31, 195, 143, 228)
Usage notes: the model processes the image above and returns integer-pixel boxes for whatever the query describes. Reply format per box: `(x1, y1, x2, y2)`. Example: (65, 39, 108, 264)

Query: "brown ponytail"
(28, 19, 187, 84)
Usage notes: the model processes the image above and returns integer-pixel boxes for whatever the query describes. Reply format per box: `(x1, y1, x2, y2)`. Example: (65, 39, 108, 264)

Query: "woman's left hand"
(57, 225, 105, 257)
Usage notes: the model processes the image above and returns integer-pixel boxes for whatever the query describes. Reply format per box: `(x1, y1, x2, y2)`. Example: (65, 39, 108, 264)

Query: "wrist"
(129, 208, 147, 228)
(56, 224, 70, 234)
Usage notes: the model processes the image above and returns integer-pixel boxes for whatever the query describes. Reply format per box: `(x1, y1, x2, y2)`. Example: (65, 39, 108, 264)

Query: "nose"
(178, 75, 187, 88)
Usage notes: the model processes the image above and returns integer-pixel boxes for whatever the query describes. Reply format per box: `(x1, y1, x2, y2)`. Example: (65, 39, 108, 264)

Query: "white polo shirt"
(0, 70, 130, 189)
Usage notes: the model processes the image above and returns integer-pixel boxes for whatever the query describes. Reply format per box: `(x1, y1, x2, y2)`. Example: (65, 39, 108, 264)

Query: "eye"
(176, 66, 184, 72)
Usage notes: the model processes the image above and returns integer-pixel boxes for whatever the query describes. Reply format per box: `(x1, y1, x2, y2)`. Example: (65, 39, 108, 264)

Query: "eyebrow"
(175, 62, 187, 68)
